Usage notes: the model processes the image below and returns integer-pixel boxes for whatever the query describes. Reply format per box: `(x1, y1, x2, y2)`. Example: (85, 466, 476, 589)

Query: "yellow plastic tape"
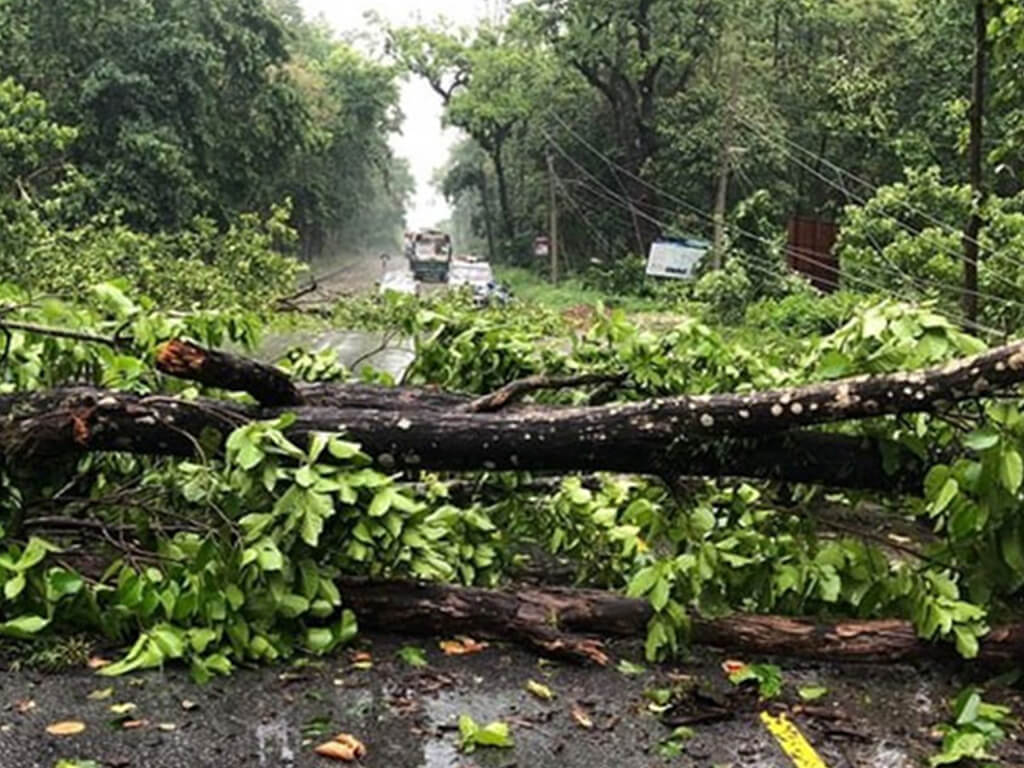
(760, 711, 828, 768)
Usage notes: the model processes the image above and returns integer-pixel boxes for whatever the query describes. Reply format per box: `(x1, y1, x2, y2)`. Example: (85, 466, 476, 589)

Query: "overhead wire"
(736, 111, 1024, 302)
(735, 111, 1024, 282)
(540, 115, 1007, 337)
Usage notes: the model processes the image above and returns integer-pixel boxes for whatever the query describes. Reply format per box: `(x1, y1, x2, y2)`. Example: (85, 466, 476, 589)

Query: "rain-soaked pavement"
(2, 634, 1023, 767)
(259, 328, 415, 382)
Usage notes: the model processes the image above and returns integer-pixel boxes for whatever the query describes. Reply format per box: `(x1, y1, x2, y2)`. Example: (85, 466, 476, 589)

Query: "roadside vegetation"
(3, 1, 1024, 764)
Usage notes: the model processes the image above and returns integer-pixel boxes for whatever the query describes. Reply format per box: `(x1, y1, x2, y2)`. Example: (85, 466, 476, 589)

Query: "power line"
(734, 112, 1007, 259)
(736, 112, 1024, 299)
(541, 116, 1008, 336)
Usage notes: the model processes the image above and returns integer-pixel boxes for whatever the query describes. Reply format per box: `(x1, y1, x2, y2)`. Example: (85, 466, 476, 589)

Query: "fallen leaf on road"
(721, 659, 747, 675)
(180, 699, 198, 711)
(350, 651, 373, 670)
(798, 686, 829, 702)
(87, 687, 114, 701)
(397, 645, 428, 668)
(121, 719, 148, 730)
(570, 705, 593, 730)
(87, 656, 111, 669)
(157, 722, 177, 731)
(109, 702, 136, 715)
(314, 733, 367, 761)
(46, 720, 86, 736)
(15, 699, 36, 713)
(525, 680, 555, 701)
(440, 637, 488, 656)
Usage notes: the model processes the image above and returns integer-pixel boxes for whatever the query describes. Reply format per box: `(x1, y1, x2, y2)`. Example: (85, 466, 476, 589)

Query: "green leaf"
(369, 488, 393, 517)
(328, 438, 362, 461)
(932, 478, 959, 515)
(953, 688, 981, 725)
(953, 626, 980, 660)
(397, 645, 428, 667)
(650, 578, 671, 612)
(306, 627, 334, 653)
(278, 594, 309, 619)
(1001, 524, 1024, 575)
(255, 541, 284, 572)
(1000, 448, 1023, 493)
(0, 614, 48, 637)
(337, 609, 358, 645)
(616, 659, 646, 677)
(16, 537, 58, 572)
(627, 566, 659, 598)
(294, 465, 316, 489)
(525, 679, 554, 700)
(46, 568, 83, 599)
(4, 572, 25, 600)
(225, 584, 245, 610)
(798, 686, 828, 701)
(301, 509, 324, 547)
(307, 433, 329, 463)
(151, 625, 186, 658)
(964, 427, 1000, 451)
(476, 721, 514, 748)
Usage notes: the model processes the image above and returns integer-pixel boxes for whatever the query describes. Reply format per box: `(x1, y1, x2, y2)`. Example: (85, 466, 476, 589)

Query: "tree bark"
(0, 387, 922, 492)
(7, 334, 1024, 490)
(340, 578, 1024, 665)
(491, 144, 515, 246)
(156, 339, 303, 407)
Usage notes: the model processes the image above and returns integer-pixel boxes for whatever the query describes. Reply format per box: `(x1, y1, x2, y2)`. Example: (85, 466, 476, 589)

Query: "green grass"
(496, 266, 670, 313)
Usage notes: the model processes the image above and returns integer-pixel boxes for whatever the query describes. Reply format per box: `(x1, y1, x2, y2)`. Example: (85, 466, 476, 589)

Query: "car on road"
(447, 258, 509, 306)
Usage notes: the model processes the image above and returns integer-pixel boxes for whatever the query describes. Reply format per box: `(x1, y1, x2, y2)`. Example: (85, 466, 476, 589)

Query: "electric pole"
(963, 0, 985, 325)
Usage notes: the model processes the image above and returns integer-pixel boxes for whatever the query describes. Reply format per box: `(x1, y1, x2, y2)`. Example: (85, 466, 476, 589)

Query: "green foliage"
(726, 662, 783, 699)
(458, 714, 514, 753)
(837, 168, 1024, 332)
(6, 280, 1024, 677)
(929, 687, 1012, 766)
(692, 260, 754, 324)
(744, 289, 874, 337)
(7, 206, 303, 309)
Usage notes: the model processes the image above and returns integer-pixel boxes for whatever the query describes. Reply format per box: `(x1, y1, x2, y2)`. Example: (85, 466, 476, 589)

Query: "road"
(3, 636, 1009, 767)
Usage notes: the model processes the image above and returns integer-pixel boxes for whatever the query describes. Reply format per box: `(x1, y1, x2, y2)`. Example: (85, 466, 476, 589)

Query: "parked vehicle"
(404, 229, 453, 283)
(447, 258, 509, 306)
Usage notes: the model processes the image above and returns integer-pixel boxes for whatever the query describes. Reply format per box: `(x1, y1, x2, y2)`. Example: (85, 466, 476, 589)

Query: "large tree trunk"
(340, 578, 1024, 665)
(6, 335, 1024, 490)
(0, 387, 922, 492)
(491, 145, 515, 247)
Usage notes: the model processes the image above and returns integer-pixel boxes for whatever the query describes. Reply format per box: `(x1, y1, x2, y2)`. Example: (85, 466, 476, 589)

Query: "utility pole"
(712, 26, 740, 271)
(712, 151, 729, 271)
(547, 152, 559, 283)
(963, 0, 986, 325)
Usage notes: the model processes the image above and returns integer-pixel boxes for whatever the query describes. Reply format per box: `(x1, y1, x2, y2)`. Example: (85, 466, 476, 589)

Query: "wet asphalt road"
(3, 634, 1022, 768)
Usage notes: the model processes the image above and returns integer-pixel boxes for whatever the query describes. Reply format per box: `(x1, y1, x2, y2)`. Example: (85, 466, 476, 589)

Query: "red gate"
(786, 217, 839, 292)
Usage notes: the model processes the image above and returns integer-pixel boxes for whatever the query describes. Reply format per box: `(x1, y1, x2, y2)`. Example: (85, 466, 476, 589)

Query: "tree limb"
(339, 578, 1024, 665)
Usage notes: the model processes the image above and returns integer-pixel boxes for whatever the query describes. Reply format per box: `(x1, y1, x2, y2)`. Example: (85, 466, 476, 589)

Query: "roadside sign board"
(645, 237, 708, 280)
(533, 236, 550, 258)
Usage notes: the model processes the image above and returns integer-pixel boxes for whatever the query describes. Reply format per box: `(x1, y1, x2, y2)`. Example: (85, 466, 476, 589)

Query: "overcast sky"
(297, 0, 498, 229)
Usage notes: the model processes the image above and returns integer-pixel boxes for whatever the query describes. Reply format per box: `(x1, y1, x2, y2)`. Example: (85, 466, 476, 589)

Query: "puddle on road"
(254, 718, 295, 766)
(418, 685, 524, 768)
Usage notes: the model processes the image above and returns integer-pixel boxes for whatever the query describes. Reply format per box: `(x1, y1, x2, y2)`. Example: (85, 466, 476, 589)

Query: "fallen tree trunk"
(6, 333, 1024, 489)
(157, 336, 1024, 434)
(0, 388, 923, 491)
(340, 579, 1024, 665)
